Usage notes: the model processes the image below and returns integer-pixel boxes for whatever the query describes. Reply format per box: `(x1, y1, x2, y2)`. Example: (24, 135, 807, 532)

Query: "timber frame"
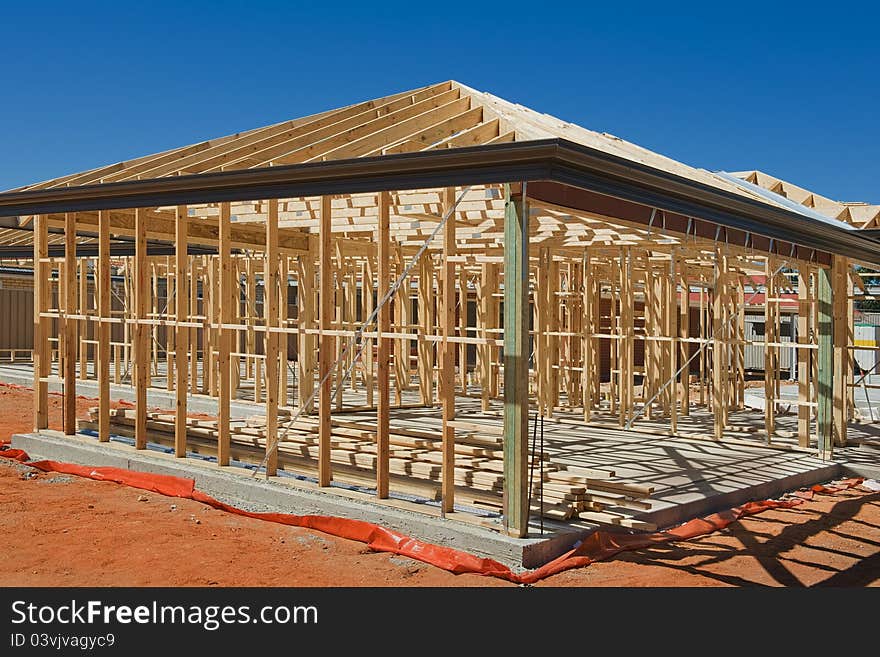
(2, 81, 875, 537)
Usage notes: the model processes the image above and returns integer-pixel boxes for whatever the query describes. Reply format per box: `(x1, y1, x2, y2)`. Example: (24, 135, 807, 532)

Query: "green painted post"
(817, 266, 833, 459)
(503, 183, 530, 537)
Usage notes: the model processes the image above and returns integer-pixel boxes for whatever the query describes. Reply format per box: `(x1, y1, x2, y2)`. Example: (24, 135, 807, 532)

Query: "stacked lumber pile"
(79, 407, 655, 530)
(529, 477, 655, 530)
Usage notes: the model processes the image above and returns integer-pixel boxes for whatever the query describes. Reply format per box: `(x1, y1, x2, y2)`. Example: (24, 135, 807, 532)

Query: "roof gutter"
(1, 138, 879, 265)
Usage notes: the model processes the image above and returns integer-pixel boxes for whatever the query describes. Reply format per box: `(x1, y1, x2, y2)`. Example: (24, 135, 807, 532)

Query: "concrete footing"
(12, 431, 553, 569)
(11, 430, 875, 569)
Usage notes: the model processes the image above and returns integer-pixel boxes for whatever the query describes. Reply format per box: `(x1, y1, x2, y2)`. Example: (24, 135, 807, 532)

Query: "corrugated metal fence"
(0, 276, 34, 350)
(743, 314, 796, 374)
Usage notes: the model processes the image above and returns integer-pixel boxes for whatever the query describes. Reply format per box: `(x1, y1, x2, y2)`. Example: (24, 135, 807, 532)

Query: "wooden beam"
(699, 276, 706, 407)
(123, 262, 132, 387)
(566, 261, 581, 409)
(712, 249, 724, 441)
(642, 259, 654, 420)
(608, 259, 618, 417)
(668, 251, 678, 433)
(459, 269, 469, 393)
(217, 202, 232, 465)
(318, 195, 333, 487)
(334, 249, 346, 412)
(478, 262, 494, 411)
(845, 265, 854, 422)
(165, 257, 174, 392)
(233, 259, 242, 395)
(206, 257, 216, 396)
(265, 199, 280, 476)
(25, 84, 445, 188)
(362, 259, 374, 407)
(679, 257, 690, 415)
(621, 248, 634, 428)
(393, 246, 408, 404)
(722, 255, 732, 430)
(582, 249, 593, 422)
(764, 258, 776, 440)
(441, 187, 457, 513)
(303, 95, 469, 162)
(832, 255, 848, 447)
(244, 84, 454, 168)
(151, 263, 158, 379)
(297, 242, 315, 412)
(78, 257, 88, 382)
(63, 213, 77, 435)
(174, 205, 189, 457)
(278, 255, 289, 407)
(33, 215, 49, 430)
(246, 259, 256, 381)
(797, 267, 811, 447)
(548, 257, 560, 414)
(736, 280, 745, 409)
(97, 211, 111, 442)
(44, 209, 310, 253)
(134, 209, 149, 449)
(817, 265, 833, 459)
(189, 259, 198, 395)
(503, 184, 529, 537)
(377, 191, 391, 498)
(418, 255, 434, 407)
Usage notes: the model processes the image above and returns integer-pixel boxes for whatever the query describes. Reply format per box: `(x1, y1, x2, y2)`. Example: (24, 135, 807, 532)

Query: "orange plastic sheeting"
(519, 499, 803, 583)
(0, 448, 30, 462)
(519, 479, 863, 583)
(23, 459, 518, 582)
(190, 490, 518, 581)
(790, 480, 863, 500)
(29, 461, 196, 498)
(1, 449, 865, 584)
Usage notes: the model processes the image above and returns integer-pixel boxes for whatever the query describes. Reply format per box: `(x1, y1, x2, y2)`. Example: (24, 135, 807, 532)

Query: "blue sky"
(1, 1, 877, 202)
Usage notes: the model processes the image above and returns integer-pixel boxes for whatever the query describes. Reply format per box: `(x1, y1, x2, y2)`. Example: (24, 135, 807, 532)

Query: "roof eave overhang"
(1, 138, 878, 265)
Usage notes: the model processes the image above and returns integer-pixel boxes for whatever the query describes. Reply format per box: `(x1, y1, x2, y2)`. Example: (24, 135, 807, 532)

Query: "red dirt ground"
(1, 384, 878, 586)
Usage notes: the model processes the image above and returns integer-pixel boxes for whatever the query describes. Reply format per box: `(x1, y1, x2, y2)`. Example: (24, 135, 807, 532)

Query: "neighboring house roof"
(729, 169, 880, 229)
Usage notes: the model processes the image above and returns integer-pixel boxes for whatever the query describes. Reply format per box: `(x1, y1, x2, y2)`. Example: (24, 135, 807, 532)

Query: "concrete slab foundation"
(12, 431, 547, 569)
(11, 428, 873, 569)
(5, 362, 878, 569)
